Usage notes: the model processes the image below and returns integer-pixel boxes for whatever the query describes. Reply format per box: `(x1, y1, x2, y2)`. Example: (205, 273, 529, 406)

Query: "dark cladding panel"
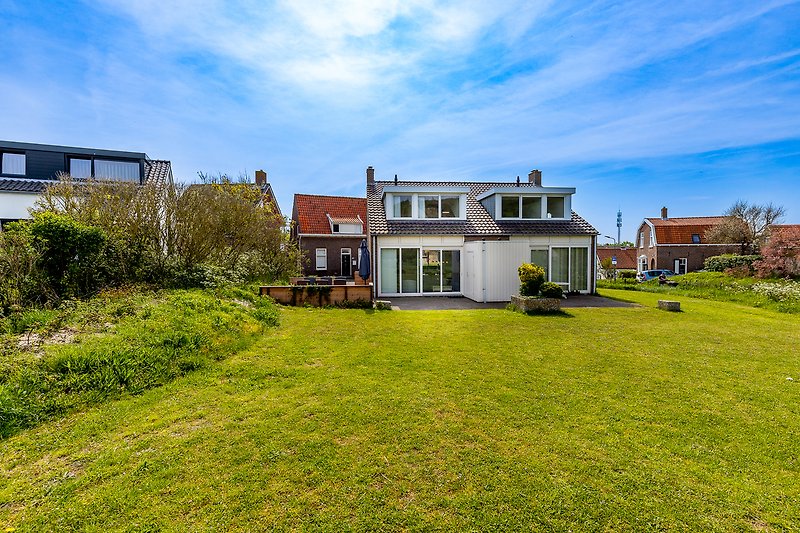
(21, 149, 67, 180)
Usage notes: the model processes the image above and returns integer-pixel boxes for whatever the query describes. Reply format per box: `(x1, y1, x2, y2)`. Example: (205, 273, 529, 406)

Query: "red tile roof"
(293, 194, 367, 235)
(596, 247, 637, 269)
(647, 216, 727, 244)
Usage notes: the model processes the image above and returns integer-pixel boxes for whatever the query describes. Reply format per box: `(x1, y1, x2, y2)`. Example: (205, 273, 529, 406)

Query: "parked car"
(637, 269, 676, 282)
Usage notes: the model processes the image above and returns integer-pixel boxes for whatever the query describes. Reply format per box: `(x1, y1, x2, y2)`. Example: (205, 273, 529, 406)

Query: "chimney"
(255, 169, 267, 187)
(661, 206, 668, 220)
(528, 169, 542, 186)
(366, 166, 375, 186)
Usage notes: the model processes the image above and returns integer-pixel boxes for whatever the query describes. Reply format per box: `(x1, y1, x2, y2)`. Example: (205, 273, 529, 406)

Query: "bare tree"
(706, 200, 785, 254)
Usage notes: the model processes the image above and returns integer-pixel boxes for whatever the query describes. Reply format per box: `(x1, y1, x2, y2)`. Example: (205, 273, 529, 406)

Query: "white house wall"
(375, 234, 594, 302)
(0, 192, 39, 221)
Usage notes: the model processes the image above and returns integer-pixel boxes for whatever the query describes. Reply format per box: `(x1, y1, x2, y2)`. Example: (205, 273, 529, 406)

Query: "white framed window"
(94, 159, 140, 182)
(533, 245, 589, 292)
(675, 258, 687, 275)
(639, 231, 644, 248)
(385, 193, 466, 220)
(1, 153, 26, 175)
(393, 195, 412, 217)
(546, 196, 565, 218)
(69, 158, 92, 178)
(499, 195, 547, 220)
(315, 248, 327, 270)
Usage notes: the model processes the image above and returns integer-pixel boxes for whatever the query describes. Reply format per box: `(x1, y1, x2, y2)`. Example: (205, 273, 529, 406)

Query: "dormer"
(327, 214, 364, 234)
(382, 185, 469, 221)
(476, 186, 575, 220)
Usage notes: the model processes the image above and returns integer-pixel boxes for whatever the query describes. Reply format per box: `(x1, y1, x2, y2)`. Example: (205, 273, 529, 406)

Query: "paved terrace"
(387, 295, 636, 310)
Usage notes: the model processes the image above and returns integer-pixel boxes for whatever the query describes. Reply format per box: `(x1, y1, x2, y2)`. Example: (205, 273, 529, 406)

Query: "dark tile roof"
(144, 159, 173, 187)
(0, 178, 52, 193)
(293, 194, 367, 235)
(367, 180, 597, 236)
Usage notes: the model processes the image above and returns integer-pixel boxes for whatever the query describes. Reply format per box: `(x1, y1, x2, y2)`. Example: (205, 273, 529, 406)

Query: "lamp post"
(604, 235, 617, 245)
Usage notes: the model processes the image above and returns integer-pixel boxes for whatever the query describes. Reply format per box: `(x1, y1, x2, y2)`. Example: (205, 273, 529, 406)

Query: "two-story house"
(0, 140, 173, 226)
(635, 207, 739, 273)
(366, 167, 598, 302)
(291, 194, 368, 277)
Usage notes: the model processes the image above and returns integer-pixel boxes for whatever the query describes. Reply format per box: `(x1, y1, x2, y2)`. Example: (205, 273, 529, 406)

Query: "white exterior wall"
(376, 234, 594, 302)
(0, 192, 39, 221)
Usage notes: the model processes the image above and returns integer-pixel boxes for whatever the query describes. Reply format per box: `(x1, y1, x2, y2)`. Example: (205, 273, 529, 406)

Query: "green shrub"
(518, 263, 546, 296)
(29, 212, 107, 298)
(540, 282, 564, 299)
(704, 254, 761, 273)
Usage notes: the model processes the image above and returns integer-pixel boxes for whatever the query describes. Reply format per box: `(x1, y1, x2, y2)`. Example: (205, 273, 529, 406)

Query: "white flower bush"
(751, 281, 800, 302)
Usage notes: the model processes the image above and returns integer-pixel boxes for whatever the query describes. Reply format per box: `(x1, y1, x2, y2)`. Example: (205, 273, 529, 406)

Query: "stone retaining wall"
(260, 285, 373, 306)
(510, 295, 562, 313)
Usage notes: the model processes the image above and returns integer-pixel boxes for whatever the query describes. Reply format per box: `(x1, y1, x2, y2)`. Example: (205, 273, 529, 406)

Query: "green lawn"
(2, 290, 800, 531)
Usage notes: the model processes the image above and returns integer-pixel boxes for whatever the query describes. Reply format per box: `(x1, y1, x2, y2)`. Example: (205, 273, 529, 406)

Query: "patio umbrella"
(359, 239, 371, 283)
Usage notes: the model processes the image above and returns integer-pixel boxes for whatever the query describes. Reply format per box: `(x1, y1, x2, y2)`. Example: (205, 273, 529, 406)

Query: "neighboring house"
(596, 246, 637, 278)
(635, 207, 739, 274)
(254, 170, 282, 218)
(0, 140, 172, 226)
(366, 167, 598, 302)
(291, 194, 367, 277)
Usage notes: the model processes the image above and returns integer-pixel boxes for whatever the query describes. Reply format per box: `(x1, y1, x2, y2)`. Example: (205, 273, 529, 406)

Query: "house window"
(692, 234, 701, 244)
(440, 196, 460, 218)
(549, 246, 589, 291)
(393, 195, 412, 217)
(69, 158, 92, 178)
(94, 159, 140, 182)
(419, 196, 440, 218)
(315, 248, 327, 270)
(522, 197, 541, 219)
(501, 196, 519, 218)
(380, 247, 459, 295)
(547, 196, 565, 218)
(639, 231, 644, 248)
(1, 153, 26, 175)
(531, 249, 549, 278)
(675, 257, 687, 275)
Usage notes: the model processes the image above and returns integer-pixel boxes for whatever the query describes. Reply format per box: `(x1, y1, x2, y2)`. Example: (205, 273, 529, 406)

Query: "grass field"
(2, 290, 799, 531)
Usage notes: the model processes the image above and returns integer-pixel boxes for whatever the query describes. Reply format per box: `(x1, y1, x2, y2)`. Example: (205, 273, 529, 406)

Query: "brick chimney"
(528, 169, 542, 186)
(661, 206, 668, 220)
(366, 166, 375, 186)
(255, 169, 267, 187)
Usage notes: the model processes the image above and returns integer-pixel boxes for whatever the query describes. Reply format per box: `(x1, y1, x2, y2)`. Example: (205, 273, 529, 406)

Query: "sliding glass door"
(380, 247, 461, 295)
(535, 246, 589, 292)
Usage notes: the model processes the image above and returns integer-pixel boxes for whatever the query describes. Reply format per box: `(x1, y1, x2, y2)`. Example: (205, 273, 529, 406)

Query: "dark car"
(637, 269, 676, 282)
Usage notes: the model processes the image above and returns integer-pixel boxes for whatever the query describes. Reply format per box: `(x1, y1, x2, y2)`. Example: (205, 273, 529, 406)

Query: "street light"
(604, 235, 617, 244)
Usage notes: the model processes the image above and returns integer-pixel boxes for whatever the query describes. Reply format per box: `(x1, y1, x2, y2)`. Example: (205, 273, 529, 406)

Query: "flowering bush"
(754, 226, 800, 279)
(751, 281, 800, 302)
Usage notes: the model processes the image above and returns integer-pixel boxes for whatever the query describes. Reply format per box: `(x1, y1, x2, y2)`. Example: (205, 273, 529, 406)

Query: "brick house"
(635, 207, 740, 274)
(291, 194, 367, 277)
(596, 246, 637, 278)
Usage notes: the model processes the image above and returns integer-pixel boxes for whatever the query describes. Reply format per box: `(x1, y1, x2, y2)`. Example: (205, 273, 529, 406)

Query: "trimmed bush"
(540, 282, 564, 299)
(518, 263, 546, 296)
(619, 270, 637, 279)
(704, 254, 761, 273)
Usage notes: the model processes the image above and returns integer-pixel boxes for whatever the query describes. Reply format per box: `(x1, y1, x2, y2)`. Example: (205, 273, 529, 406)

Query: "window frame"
(1, 152, 26, 176)
(315, 248, 327, 271)
(385, 193, 466, 220)
(498, 194, 549, 220)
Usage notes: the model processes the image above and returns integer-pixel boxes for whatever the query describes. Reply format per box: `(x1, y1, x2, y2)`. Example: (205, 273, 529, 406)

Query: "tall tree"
(706, 200, 785, 254)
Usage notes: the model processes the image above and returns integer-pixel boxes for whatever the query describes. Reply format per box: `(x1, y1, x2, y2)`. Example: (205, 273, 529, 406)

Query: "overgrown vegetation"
(0, 287, 279, 438)
(598, 271, 800, 312)
(706, 200, 785, 254)
(0, 175, 300, 311)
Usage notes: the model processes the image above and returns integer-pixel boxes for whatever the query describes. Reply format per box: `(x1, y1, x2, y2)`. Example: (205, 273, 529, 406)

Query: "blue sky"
(1, 0, 799, 241)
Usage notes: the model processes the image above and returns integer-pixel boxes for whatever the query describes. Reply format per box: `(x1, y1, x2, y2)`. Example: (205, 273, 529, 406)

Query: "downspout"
(372, 235, 378, 300)
(481, 239, 487, 303)
(591, 234, 597, 294)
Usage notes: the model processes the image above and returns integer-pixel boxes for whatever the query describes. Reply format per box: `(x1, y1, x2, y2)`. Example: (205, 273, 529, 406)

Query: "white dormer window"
(384, 188, 468, 220)
(499, 195, 547, 219)
(547, 197, 565, 218)
(327, 214, 364, 234)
